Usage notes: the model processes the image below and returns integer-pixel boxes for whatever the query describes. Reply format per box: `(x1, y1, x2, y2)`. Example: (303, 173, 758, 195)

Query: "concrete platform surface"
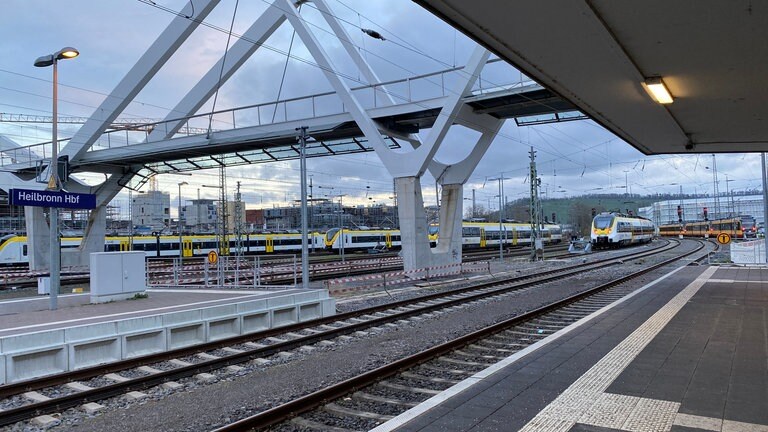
(0, 288, 299, 337)
(374, 265, 768, 432)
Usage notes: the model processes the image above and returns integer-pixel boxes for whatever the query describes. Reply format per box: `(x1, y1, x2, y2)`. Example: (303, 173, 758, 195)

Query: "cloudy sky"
(1, 0, 764, 219)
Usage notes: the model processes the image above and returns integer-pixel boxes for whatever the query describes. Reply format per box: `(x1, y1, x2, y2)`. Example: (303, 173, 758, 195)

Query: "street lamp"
(34, 46, 79, 311)
(178, 181, 188, 259)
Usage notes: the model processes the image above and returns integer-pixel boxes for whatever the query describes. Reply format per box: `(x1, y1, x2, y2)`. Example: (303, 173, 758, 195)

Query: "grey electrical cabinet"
(90, 252, 146, 303)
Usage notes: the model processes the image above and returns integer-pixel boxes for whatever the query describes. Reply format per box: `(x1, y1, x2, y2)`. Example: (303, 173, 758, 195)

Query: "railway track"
(0, 245, 570, 290)
(0, 240, 680, 428)
(214, 240, 710, 431)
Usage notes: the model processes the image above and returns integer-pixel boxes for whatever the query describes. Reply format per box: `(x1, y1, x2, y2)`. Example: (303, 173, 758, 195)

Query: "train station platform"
(0, 287, 335, 385)
(374, 264, 768, 432)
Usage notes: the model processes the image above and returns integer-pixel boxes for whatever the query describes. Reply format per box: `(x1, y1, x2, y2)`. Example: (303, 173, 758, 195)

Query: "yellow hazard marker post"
(208, 250, 219, 265)
(717, 232, 731, 245)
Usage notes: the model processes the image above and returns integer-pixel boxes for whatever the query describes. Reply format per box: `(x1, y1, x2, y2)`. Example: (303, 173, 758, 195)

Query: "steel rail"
(213, 240, 707, 431)
(0, 241, 678, 426)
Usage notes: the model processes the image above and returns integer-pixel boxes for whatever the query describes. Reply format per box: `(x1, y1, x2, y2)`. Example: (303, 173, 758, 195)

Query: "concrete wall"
(0, 290, 335, 384)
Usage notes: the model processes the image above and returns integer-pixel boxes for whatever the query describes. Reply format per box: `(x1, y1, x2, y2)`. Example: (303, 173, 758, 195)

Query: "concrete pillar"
(25, 204, 107, 270)
(433, 184, 463, 265)
(395, 177, 432, 271)
(25, 206, 51, 271)
(62, 205, 107, 267)
(396, 178, 463, 271)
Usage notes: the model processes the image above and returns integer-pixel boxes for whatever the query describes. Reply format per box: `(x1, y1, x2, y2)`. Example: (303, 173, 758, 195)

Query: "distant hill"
(475, 193, 659, 236)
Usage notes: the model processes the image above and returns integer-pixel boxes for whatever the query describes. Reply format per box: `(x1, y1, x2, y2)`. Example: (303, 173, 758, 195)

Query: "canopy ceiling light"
(643, 77, 674, 104)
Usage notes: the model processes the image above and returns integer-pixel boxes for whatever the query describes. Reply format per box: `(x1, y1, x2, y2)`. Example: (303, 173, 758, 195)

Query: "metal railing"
(1, 59, 533, 169)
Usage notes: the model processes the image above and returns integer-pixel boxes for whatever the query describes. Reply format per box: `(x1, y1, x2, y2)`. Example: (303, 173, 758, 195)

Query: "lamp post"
(489, 176, 506, 260)
(724, 175, 734, 218)
(178, 181, 188, 259)
(329, 194, 347, 262)
(297, 126, 309, 289)
(34, 47, 79, 311)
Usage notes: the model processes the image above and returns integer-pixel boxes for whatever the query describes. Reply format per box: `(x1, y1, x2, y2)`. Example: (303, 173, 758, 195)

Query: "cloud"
(0, 0, 759, 218)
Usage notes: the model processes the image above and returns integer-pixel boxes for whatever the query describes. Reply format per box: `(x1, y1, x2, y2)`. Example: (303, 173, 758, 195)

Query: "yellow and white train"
(590, 212, 654, 248)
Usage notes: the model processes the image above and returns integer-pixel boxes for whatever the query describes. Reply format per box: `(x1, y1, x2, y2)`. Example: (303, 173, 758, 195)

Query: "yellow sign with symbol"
(207, 250, 219, 265)
(717, 232, 731, 245)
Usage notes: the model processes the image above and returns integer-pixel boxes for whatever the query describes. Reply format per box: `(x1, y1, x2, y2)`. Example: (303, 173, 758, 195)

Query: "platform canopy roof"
(414, 0, 768, 155)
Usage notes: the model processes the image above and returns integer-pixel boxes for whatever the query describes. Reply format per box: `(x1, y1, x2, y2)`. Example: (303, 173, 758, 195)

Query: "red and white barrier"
(325, 261, 491, 294)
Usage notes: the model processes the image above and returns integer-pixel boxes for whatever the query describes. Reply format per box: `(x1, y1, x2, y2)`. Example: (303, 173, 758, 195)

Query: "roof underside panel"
(415, 0, 768, 154)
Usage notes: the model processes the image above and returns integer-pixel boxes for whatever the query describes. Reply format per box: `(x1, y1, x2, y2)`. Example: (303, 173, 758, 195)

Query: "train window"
(22, 244, 27, 256)
(462, 227, 481, 237)
(392, 236, 401, 241)
(161, 242, 174, 251)
(593, 216, 613, 229)
(106, 244, 120, 252)
(145, 243, 157, 251)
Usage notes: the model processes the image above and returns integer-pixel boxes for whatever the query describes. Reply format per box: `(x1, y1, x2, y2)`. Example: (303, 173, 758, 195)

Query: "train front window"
(326, 228, 339, 242)
(593, 216, 613, 229)
(0, 234, 13, 249)
(428, 225, 439, 236)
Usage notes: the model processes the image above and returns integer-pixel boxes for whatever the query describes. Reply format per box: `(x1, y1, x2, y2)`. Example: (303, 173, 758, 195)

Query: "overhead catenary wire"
(1, 0, 744, 202)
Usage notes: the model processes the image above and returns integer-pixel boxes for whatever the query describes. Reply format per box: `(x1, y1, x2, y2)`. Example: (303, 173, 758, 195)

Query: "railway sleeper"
(437, 356, 492, 368)
(289, 416, 359, 432)
(518, 323, 560, 332)
(533, 317, 578, 326)
(400, 371, 461, 385)
(468, 343, 519, 354)
(524, 319, 566, 328)
(377, 380, 443, 395)
(352, 391, 419, 408)
(503, 329, 548, 339)
(323, 402, 395, 422)
(452, 349, 506, 361)
(418, 363, 472, 376)
(481, 338, 526, 347)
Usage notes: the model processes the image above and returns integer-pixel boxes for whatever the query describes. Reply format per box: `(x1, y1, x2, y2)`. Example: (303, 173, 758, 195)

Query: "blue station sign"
(10, 188, 96, 210)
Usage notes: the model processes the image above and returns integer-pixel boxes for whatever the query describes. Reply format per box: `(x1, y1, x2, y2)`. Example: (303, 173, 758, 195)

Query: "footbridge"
(0, 0, 581, 273)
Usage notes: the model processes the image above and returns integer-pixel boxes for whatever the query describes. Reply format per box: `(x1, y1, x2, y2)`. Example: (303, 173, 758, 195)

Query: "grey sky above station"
(1, 0, 762, 217)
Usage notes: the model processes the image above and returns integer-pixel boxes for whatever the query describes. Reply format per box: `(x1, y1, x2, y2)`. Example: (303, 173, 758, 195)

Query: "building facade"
(639, 194, 765, 227)
(131, 190, 171, 232)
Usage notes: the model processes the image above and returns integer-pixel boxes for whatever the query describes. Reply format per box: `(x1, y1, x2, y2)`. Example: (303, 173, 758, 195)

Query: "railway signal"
(703, 206, 708, 221)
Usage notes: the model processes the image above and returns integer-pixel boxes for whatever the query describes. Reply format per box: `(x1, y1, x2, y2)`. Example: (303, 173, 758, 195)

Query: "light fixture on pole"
(34, 46, 79, 311)
(178, 181, 188, 259)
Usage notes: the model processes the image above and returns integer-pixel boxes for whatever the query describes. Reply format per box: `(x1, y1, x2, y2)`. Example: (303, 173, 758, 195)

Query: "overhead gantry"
(0, 0, 565, 272)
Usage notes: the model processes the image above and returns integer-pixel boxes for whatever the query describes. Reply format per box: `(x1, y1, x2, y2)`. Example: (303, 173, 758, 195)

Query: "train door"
(182, 240, 193, 257)
(266, 236, 274, 253)
(119, 239, 130, 251)
(385, 232, 392, 248)
(479, 228, 486, 247)
(512, 227, 518, 246)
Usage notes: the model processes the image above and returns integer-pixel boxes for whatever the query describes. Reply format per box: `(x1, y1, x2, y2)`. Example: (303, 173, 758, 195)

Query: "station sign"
(10, 188, 96, 210)
(717, 232, 731, 245)
(208, 250, 219, 265)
